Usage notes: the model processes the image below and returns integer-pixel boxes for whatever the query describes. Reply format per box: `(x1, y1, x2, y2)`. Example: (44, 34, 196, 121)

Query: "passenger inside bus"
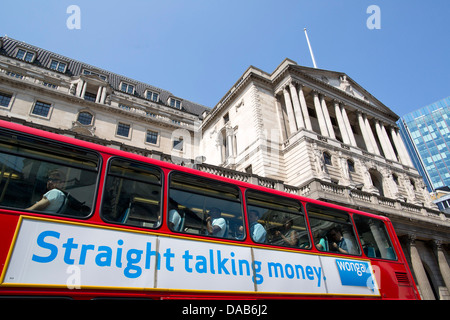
(307, 203, 360, 255)
(313, 230, 328, 251)
(206, 207, 227, 237)
(273, 218, 300, 247)
(26, 169, 66, 213)
(168, 198, 184, 232)
(328, 227, 354, 254)
(247, 210, 266, 243)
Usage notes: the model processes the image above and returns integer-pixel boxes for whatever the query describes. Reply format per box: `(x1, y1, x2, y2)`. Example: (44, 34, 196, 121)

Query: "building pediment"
(287, 64, 398, 119)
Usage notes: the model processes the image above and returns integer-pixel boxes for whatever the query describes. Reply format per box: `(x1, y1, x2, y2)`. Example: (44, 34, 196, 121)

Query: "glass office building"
(397, 96, 450, 194)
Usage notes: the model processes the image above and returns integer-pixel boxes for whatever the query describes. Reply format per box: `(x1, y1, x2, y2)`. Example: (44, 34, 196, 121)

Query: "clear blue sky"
(1, 0, 449, 117)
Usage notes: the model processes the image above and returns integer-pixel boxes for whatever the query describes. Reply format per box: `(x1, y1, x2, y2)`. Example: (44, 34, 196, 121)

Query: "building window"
(6, 71, 23, 79)
(347, 159, 355, 172)
(146, 130, 158, 144)
(173, 138, 183, 151)
(49, 59, 67, 73)
(43, 82, 58, 89)
(392, 173, 399, 185)
(323, 152, 332, 165)
(0, 92, 12, 108)
(84, 92, 97, 102)
(119, 104, 131, 111)
(77, 112, 93, 125)
(31, 101, 52, 117)
(120, 82, 135, 95)
(83, 69, 107, 81)
(169, 98, 181, 109)
(116, 123, 131, 138)
(16, 48, 35, 62)
(146, 90, 159, 102)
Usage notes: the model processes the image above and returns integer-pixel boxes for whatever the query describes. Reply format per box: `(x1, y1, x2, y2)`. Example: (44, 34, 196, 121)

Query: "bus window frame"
(306, 202, 362, 256)
(100, 156, 164, 229)
(0, 127, 102, 220)
(352, 213, 398, 261)
(245, 188, 311, 250)
(167, 170, 245, 241)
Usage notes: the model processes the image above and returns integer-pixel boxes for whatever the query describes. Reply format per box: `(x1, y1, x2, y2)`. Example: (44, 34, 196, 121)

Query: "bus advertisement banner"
(1, 217, 380, 297)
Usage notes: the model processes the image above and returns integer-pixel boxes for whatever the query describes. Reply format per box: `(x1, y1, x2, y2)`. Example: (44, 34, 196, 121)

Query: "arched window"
(392, 173, 399, 185)
(410, 179, 416, 190)
(77, 111, 93, 126)
(323, 152, 332, 166)
(369, 169, 384, 197)
(347, 159, 355, 172)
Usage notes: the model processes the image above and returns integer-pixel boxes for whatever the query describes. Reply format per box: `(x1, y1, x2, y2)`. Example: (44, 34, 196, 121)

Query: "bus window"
(0, 130, 98, 217)
(354, 215, 397, 260)
(246, 190, 310, 249)
(168, 172, 243, 239)
(101, 158, 162, 228)
(307, 203, 360, 255)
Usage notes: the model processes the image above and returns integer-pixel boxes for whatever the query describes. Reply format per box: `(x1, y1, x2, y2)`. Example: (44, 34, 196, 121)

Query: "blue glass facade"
(397, 97, 450, 192)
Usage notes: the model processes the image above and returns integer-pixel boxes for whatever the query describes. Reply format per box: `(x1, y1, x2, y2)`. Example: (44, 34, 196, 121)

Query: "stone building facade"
(0, 37, 449, 299)
(0, 36, 208, 162)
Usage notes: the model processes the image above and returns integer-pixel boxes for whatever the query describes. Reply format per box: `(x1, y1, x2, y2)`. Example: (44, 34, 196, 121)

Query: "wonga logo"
(335, 259, 373, 289)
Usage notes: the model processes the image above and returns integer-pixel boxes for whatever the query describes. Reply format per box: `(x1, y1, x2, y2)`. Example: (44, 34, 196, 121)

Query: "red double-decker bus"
(0, 119, 420, 300)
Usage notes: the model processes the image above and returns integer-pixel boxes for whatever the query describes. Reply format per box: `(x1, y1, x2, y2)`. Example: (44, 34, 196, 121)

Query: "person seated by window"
(26, 169, 66, 213)
(328, 227, 353, 254)
(206, 207, 226, 237)
(274, 218, 299, 247)
(313, 230, 328, 251)
(168, 198, 184, 231)
(248, 210, 266, 243)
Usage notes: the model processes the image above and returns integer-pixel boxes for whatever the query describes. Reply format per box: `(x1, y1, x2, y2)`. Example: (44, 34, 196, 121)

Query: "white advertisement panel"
(3, 218, 157, 288)
(157, 237, 255, 292)
(320, 255, 379, 296)
(1, 218, 379, 297)
(253, 248, 326, 294)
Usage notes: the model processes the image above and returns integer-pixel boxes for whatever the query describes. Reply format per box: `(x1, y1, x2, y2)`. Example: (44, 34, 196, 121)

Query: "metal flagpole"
(304, 28, 318, 69)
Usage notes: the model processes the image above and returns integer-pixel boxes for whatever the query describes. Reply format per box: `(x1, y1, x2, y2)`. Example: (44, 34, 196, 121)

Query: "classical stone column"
(375, 120, 395, 160)
(283, 87, 298, 135)
(334, 100, 351, 145)
(357, 112, 375, 153)
(390, 127, 407, 164)
(76, 79, 84, 96)
(289, 83, 305, 129)
(381, 123, 398, 161)
(435, 240, 450, 296)
(226, 127, 235, 160)
(80, 81, 87, 99)
(95, 86, 103, 103)
(320, 95, 336, 139)
(100, 86, 107, 104)
(408, 234, 435, 300)
(391, 127, 414, 167)
(298, 85, 312, 131)
(364, 115, 381, 155)
(313, 91, 329, 137)
(341, 106, 357, 147)
(369, 219, 388, 258)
